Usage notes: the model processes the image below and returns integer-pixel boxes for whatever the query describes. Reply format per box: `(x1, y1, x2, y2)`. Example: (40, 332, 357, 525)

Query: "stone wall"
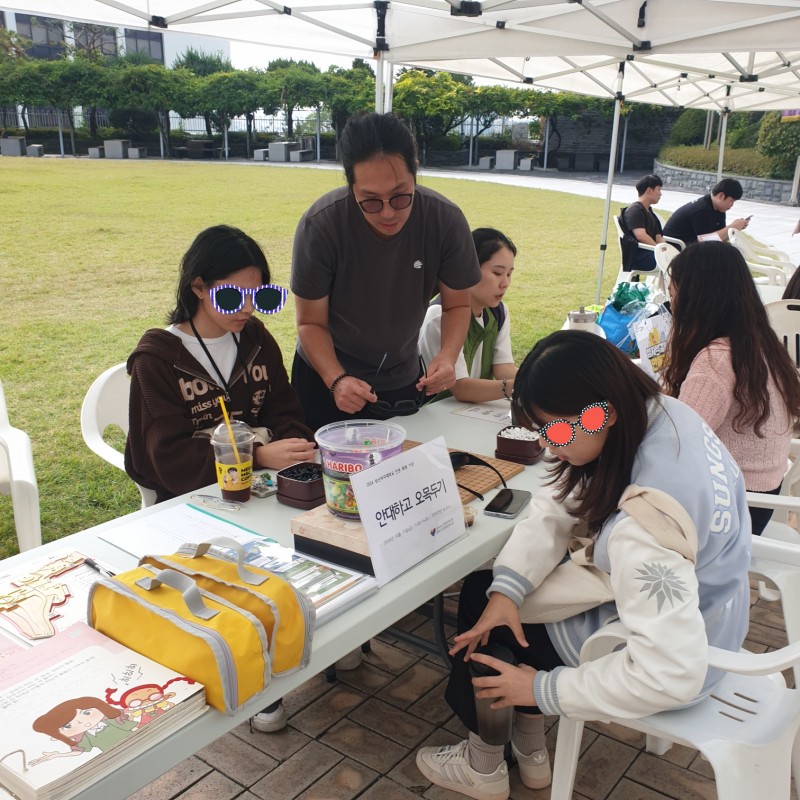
(654, 159, 795, 205)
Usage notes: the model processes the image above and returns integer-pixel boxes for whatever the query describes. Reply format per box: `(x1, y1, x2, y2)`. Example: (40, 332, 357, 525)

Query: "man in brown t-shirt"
(290, 112, 481, 430)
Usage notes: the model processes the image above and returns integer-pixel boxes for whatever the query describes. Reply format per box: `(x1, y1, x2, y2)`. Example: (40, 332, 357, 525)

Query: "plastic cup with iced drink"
(210, 420, 256, 502)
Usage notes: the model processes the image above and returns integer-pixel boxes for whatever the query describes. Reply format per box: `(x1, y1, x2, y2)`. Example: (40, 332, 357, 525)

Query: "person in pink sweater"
(662, 241, 800, 534)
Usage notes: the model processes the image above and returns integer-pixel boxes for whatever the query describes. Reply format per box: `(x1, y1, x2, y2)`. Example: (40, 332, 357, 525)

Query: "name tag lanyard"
(188, 318, 249, 404)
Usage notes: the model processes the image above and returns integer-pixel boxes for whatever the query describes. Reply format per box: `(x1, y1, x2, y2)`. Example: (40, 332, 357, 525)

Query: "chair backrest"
(729, 228, 794, 275)
(0, 379, 42, 551)
(764, 299, 800, 369)
(80, 363, 156, 508)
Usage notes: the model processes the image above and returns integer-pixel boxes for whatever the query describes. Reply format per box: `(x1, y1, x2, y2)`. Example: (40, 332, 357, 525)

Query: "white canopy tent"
(7, 1, 800, 295)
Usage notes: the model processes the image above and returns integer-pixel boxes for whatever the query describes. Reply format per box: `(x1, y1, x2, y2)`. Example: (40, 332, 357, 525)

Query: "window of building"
(0, 11, 6, 29)
(124, 29, 163, 63)
(15, 14, 65, 60)
(74, 23, 117, 58)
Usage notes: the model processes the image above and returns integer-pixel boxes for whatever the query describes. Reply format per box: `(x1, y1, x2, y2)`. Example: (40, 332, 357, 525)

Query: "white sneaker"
(334, 648, 363, 671)
(251, 702, 288, 733)
(416, 740, 509, 800)
(511, 741, 551, 789)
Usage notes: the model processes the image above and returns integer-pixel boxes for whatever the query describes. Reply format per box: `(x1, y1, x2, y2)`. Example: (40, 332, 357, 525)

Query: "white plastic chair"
(729, 228, 795, 273)
(551, 533, 800, 800)
(80, 363, 157, 509)
(765, 299, 800, 368)
(0, 380, 42, 551)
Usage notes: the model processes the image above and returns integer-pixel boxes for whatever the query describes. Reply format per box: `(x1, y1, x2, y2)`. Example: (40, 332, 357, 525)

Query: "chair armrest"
(0, 425, 36, 487)
(637, 243, 656, 252)
(746, 491, 800, 512)
(663, 236, 685, 251)
(707, 640, 800, 675)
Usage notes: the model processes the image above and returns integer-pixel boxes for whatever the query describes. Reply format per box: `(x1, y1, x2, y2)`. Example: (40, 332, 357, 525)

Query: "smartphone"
(484, 488, 533, 519)
(746, 215, 753, 221)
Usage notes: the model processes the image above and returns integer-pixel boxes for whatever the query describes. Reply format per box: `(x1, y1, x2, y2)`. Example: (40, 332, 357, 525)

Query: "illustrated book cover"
(0, 622, 206, 800)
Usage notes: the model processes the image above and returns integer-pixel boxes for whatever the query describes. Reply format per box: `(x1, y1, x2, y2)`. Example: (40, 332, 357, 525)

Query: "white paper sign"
(349, 436, 466, 587)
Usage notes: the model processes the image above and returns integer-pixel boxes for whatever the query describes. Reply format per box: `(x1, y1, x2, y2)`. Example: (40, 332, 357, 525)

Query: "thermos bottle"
(469, 643, 517, 745)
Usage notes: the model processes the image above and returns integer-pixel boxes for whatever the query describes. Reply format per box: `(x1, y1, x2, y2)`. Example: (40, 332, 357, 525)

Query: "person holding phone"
(662, 178, 749, 244)
(416, 331, 750, 799)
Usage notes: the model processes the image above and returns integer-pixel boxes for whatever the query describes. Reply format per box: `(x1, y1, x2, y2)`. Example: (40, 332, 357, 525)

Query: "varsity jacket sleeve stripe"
(534, 515, 707, 721)
(489, 486, 579, 604)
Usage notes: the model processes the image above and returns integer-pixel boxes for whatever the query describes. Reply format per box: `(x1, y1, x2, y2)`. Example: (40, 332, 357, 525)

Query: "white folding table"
(3, 399, 549, 800)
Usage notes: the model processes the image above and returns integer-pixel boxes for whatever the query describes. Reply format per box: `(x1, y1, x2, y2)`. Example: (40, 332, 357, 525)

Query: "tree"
(113, 64, 195, 155)
(70, 23, 118, 136)
(198, 70, 263, 156)
(173, 47, 232, 135)
(757, 111, 800, 179)
(320, 59, 374, 152)
(264, 59, 322, 138)
(393, 70, 470, 163)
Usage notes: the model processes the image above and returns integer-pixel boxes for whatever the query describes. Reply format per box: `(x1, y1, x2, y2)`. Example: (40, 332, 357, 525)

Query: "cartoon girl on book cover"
(105, 677, 195, 728)
(27, 696, 136, 766)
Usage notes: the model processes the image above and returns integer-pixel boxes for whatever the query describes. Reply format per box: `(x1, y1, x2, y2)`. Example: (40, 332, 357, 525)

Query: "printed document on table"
(449, 403, 511, 424)
(98, 503, 261, 559)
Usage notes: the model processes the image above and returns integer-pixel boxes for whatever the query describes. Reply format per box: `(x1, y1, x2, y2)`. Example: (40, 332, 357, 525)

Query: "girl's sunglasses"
(533, 401, 609, 448)
(209, 284, 288, 315)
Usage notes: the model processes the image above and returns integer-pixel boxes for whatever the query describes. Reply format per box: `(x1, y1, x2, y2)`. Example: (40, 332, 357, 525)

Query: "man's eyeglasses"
(209, 284, 288, 315)
(356, 193, 414, 215)
(449, 451, 507, 501)
(533, 401, 609, 448)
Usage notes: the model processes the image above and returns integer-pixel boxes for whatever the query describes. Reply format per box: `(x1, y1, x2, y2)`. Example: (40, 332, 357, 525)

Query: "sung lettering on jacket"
(701, 422, 734, 533)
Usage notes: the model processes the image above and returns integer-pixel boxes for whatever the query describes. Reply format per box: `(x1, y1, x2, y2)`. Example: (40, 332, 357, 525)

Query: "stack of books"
(0, 622, 206, 800)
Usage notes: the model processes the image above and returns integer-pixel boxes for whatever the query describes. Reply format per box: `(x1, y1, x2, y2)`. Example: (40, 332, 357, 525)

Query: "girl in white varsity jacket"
(417, 330, 751, 800)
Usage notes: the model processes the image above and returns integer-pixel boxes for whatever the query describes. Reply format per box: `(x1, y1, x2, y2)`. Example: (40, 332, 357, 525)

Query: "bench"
(104, 139, 130, 159)
(128, 147, 147, 159)
(253, 148, 269, 161)
(171, 146, 188, 159)
(495, 149, 520, 170)
(187, 140, 222, 159)
(518, 157, 535, 171)
(26, 144, 44, 157)
(478, 156, 495, 170)
(88, 146, 105, 159)
(0, 137, 26, 157)
(289, 149, 314, 162)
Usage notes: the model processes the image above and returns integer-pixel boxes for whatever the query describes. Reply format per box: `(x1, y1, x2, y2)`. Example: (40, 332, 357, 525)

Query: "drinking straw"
(218, 396, 241, 464)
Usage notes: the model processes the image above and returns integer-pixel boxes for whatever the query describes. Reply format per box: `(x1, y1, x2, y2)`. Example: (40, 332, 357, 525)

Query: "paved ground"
(129, 581, 797, 800)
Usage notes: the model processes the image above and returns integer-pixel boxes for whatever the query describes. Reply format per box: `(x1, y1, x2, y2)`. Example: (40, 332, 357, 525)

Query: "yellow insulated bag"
(141, 537, 314, 676)
(89, 566, 271, 714)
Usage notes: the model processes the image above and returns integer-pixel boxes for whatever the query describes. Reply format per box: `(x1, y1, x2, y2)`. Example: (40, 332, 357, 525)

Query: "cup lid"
(568, 306, 598, 323)
(210, 420, 255, 446)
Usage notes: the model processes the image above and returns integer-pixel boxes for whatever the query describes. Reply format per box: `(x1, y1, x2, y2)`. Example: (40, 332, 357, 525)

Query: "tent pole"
(57, 112, 65, 158)
(384, 62, 394, 112)
(316, 106, 321, 162)
(543, 117, 550, 169)
(619, 114, 629, 174)
(375, 51, 385, 113)
(595, 62, 625, 304)
(716, 106, 730, 182)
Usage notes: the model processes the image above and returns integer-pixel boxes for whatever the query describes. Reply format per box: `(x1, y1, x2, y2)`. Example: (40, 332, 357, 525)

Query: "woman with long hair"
(416, 331, 751, 799)
(662, 241, 800, 535)
(125, 224, 316, 503)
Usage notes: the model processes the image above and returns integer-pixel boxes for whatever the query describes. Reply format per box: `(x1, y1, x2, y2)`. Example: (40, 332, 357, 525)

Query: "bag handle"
(178, 537, 269, 586)
(135, 568, 219, 620)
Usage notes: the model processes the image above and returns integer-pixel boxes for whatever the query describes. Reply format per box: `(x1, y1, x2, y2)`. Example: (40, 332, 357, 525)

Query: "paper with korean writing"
(349, 436, 465, 587)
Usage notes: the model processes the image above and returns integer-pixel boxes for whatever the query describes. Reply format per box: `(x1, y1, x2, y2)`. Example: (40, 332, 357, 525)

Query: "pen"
(191, 494, 243, 512)
(84, 558, 116, 578)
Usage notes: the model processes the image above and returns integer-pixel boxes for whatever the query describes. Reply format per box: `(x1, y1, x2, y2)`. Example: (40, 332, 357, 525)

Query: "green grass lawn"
(0, 158, 620, 556)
